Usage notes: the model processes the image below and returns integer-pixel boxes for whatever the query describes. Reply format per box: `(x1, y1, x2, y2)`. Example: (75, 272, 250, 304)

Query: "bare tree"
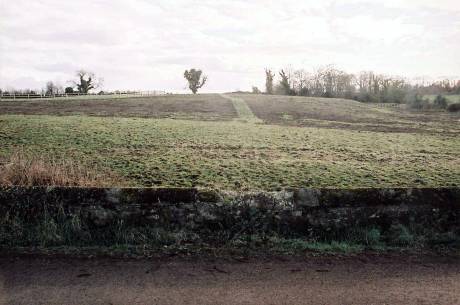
(184, 69, 207, 94)
(45, 81, 57, 96)
(293, 69, 310, 96)
(308, 65, 355, 98)
(265, 69, 275, 94)
(73, 70, 102, 94)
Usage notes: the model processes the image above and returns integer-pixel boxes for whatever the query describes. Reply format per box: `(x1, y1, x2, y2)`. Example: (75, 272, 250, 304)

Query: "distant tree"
(252, 86, 261, 94)
(265, 69, 274, 94)
(406, 92, 429, 109)
(293, 69, 309, 96)
(72, 70, 102, 94)
(299, 87, 309, 96)
(45, 81, 56, 96)
(433, 94, 448, 109)
(278, 70, 294, 95)
(184, 69, 207, 94)
(65, 87, 74, 94)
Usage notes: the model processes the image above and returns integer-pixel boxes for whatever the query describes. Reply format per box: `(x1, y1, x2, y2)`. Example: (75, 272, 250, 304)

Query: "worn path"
(1, 254, 459, 305)
(220, 94, 263, 123)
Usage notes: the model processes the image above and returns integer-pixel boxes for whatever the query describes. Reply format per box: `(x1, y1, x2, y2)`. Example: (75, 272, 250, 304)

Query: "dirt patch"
(1, 254, 459, 305)
(0, 94, 237, 120)
(237, 94, 460, 134)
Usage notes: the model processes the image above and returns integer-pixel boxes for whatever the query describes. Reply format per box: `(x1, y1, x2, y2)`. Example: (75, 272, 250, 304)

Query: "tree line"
(0, 70, 103, 97)
(2, 65, 459, 109)
(260, 66, 460, 107)
(1, 68, 208, 96)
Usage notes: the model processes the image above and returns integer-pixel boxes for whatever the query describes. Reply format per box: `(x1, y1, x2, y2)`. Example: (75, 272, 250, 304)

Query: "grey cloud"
(35, 62, 79, 73)
(1, 0, 459, 91)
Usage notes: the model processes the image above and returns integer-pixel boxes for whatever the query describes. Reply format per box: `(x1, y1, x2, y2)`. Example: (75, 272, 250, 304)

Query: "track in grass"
(220, 94, 262, 123)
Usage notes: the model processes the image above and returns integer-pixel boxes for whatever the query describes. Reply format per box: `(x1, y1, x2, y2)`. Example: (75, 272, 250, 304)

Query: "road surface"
(1, 254, 459, 305)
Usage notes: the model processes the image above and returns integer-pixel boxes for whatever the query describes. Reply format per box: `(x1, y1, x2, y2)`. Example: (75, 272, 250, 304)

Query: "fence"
(372, 103, 406, 109)
(0, 90, 168, 100)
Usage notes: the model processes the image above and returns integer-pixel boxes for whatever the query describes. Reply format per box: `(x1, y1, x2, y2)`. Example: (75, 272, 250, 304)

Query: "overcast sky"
(1, 0, 459, 92)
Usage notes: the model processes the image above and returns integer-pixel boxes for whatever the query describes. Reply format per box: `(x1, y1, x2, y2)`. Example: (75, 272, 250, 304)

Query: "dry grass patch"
(0, 149, 119, 187)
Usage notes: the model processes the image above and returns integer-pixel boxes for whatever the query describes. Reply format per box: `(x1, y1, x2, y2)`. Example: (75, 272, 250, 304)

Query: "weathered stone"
(197, 205, 218, 222)
(272, 190, 294, 208)
(105, 188, 121, 204)
(197, 190, 222, 203)
(0, 186, 459, 243)
(294, 189, 320, 207)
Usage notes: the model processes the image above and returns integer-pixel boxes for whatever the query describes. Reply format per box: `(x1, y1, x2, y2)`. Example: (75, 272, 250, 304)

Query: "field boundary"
(371, 103, 407, 109)
(220, 94, 262, 123)
(0, 90, 168, 101)
(1, 186, 458, 253)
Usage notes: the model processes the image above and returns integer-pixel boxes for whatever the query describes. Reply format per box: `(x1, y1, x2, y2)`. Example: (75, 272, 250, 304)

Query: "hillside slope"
(234, 94, 460, 134)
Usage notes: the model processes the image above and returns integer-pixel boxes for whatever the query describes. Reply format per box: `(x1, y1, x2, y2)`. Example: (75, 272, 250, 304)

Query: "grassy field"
(0, 94, 236, 120)
(425, 94, 460, 104)
(237, 94, 460, 134)
(0, 94, 459, 190)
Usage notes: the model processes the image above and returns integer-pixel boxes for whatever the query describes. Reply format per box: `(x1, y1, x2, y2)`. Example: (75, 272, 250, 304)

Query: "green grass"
(1, 114, 458, 189)
(424, 94, 460, 104)
(220, 94, 262, 123)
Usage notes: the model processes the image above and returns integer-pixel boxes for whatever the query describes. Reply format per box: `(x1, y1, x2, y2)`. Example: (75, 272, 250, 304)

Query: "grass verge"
(1, 203, 458, 257)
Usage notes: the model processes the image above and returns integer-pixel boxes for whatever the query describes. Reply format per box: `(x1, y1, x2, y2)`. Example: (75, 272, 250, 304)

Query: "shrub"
(364, 228, 382, 246)
(406, 92, 429, 109)
(386, 224, 415, 246)
(0, 149, 117, 187)
(433, 95, 448, 109)
(447, 103, 460, 112)
(348, 227, 382, 246)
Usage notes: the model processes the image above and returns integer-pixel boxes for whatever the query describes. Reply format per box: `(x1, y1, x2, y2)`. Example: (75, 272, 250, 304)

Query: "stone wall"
(0, 187, 459, 247)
